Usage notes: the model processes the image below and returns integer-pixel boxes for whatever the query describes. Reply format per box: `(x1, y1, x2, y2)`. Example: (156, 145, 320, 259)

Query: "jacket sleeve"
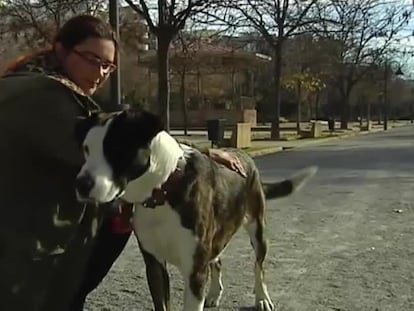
(177, 139, 210, 155)
(0, 75, 85, 168)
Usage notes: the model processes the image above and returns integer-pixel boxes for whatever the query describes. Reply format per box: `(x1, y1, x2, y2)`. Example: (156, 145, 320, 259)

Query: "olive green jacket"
(0, 71, 106, 310)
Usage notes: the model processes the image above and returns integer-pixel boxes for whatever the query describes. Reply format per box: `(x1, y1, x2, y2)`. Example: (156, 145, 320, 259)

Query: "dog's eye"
(83, 145, 89, 156)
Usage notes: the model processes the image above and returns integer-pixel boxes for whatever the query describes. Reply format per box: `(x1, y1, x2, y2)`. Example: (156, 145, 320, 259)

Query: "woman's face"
(60, 38, 116, 95)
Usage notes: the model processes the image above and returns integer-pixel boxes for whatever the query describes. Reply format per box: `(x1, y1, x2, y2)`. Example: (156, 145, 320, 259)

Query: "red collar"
(142, 158, 186, 208)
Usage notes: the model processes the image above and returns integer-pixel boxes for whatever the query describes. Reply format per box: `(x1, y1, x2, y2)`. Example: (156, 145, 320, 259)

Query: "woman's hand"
(111, 201, 134, 234)
(208, 149, 247, 177)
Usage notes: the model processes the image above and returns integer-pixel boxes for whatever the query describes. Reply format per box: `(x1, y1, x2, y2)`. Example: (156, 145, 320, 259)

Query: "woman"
(0, 15, 245, 311)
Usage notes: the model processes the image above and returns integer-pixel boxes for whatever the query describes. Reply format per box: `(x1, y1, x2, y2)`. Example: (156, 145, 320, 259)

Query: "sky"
(396, 0, 414, 77)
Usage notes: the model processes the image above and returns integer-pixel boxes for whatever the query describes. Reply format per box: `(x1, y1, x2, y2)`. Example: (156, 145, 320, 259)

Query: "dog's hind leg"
(244, 184, 275, 311)
(139, 243, 171, 311)
(204, 258, 224, 308)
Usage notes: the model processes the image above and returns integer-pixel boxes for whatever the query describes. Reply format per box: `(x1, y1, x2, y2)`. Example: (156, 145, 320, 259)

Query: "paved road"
(86, 125, 414, 311)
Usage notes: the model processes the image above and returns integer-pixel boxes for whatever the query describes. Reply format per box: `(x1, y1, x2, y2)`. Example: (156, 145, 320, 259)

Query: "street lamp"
(383, 59, 404, 130)
(395, 67, 404, 76)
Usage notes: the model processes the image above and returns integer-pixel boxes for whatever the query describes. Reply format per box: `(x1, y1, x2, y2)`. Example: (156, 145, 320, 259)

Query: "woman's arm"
(177, 139, 210, 155)
(177, 140, 246, 177)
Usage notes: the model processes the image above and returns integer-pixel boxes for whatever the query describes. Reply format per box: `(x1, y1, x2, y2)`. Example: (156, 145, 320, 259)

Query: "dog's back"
(165, 147, 316, 261)
(160, 148, 270, 261)
(156, 147, 313, 310)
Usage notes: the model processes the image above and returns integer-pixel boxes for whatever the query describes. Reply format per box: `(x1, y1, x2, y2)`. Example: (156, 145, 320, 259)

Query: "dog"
(74, 109, 318, 311)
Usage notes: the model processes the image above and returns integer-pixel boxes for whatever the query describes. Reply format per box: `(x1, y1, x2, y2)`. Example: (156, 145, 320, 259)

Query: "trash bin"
(207, 119, 226, 146)
(328, 118, 335, 131)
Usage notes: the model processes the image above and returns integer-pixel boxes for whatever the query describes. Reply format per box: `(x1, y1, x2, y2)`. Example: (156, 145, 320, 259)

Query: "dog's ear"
(121, 109, 165, 138)
(142, 109, 164, 133)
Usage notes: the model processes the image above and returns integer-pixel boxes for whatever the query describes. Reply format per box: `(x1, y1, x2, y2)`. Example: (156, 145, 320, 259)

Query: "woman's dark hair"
(4, 15, 118, 74)
(54, 15, 118, 51)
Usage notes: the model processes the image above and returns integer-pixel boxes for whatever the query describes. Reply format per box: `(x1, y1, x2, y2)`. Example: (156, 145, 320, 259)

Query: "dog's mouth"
(114, 188, 126, 200)
(75, 186, 125, 204)
(75, 190, 96, 204)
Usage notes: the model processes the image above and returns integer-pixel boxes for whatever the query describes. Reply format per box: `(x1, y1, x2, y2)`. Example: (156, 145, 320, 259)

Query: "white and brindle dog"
(74, 109, 317, 311)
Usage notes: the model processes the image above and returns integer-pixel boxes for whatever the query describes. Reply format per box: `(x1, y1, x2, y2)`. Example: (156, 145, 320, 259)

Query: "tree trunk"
(309, 95, 314, 121)
(296, 80, 301, 134)
(157, 35, 171, 132)
(340, 93, 350, 130)
(314, 91, 320, 120)
(309, 101, 313, 121)
(231, 69, 237, 109)
(250, 70, 255, 97)
(147, 69, 152, 108)
(180, 67, 188, 136)
(271, 44, 283, 140)
(197, 70, 203, 108)
(367, 100, 371, 129)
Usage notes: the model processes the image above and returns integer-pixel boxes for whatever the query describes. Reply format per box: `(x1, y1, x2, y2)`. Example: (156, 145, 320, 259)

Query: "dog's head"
(74, 109, 163, 203)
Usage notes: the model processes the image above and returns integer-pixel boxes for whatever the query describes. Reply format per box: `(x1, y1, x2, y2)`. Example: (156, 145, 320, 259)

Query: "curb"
(247, 123, 410, 158)
(248, 146, 284, 158)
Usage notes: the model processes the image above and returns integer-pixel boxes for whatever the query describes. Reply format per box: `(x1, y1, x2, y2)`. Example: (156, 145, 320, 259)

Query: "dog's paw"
(256, 298, 275, 311)
(204, 291, 222, 308)
(254, 281, 274, 311)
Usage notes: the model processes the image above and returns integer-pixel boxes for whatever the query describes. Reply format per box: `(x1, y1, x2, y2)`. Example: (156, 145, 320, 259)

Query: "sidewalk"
(172, 120, 412, 158)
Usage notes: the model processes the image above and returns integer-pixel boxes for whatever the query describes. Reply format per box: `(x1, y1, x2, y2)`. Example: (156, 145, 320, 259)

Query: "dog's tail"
(262, 166, 318, 200)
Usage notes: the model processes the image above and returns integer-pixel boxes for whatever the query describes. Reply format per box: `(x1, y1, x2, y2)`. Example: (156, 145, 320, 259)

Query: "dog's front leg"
(139, 244, 171, 311)
(182, 266, 209, 311)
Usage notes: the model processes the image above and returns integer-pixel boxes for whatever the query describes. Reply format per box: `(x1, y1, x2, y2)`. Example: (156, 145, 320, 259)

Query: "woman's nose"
(99, 66, 106, 78)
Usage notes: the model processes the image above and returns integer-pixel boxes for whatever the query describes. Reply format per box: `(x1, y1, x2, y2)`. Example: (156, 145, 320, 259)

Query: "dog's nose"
(75, 175, 95, 197)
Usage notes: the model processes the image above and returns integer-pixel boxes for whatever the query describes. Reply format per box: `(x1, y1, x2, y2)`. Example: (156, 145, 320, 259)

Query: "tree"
(0, 0, 109, 73)
(119, 7, 149, 55)
(0, 0, 106, 47)
(170, 25, 236, 134)
(174, 30, 192, 135)
(205, 0, 319, 139)
(313, 0, 412, 129)
(281, 34, 329, 130)
(283, 69, 326, 133)
(124, 0, 212, 132)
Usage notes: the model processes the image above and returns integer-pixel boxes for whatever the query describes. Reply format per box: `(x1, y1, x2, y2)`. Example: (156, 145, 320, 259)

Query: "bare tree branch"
(124, 0, 213, 130)
(311, 0, 413, 127)
(197, 0, 320, 138)
(0, 0, 107, 48)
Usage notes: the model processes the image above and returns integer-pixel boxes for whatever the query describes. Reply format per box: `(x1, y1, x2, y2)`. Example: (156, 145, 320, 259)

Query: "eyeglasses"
(72, 49, 117, 73)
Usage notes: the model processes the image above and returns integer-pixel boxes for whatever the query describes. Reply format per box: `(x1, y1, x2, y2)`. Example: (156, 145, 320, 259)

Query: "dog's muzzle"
(75, 174, 95, 199)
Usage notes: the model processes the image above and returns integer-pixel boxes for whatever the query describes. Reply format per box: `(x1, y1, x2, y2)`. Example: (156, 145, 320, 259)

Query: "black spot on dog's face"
(74, 112, 114, 148)
(103, 109, 164, 184)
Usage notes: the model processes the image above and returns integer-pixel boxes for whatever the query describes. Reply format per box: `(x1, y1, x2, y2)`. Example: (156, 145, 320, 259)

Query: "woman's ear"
(54, 42, 68, 60)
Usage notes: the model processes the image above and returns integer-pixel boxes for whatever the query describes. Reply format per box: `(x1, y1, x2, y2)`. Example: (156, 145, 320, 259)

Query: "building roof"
(138, 39, 272, 74)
